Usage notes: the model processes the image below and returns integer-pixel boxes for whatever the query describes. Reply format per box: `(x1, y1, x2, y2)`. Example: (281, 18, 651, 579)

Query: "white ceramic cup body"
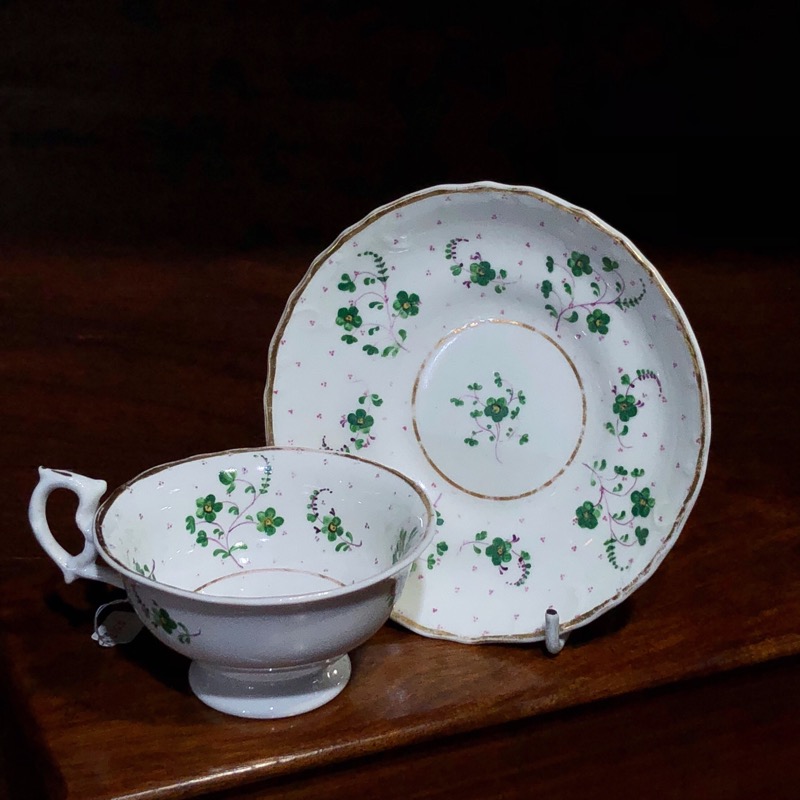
(28, 447, 433, 718)
(124, 574, 400, 669)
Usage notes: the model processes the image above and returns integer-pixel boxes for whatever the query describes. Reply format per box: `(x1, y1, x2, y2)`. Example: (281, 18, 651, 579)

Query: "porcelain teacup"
(28, 447, 433, 718)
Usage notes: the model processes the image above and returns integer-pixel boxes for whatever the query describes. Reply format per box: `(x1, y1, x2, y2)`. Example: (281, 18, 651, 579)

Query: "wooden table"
(1, 243, 798, 799)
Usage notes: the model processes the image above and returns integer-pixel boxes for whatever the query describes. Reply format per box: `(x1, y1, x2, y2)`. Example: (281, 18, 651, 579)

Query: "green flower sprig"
(445, 238, 514, 294)
(336, 250, 419, 358)
(391, 527, 421, 564)
(410, 499, 447, 573)
(463, 531, 531, 587)
(575, 459, 655, 571)
(306, 488, 362, 552)
(605, 368, 665, 448)
(184, 455, 283, 567)
(145, 602, 200, 645)
(450, 372, 529, 462)
(339, 392, 383, 451)
(541, 251, 644, 336)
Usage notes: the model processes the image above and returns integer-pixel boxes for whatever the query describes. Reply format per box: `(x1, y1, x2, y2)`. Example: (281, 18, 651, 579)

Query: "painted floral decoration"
(445, 238, 512, 293)
(605, 369, 664, 448)
(613, 394, 638, 422)
(255, 508, 284, 536)
(335, 250, 418, 358)
(576, 460, 657, 570)
(184, 456, 285, 567)
(196, 495, 222, 523)
(450, 373, 529, 460)
(484, 396, 509, 423)
(631, 488, 655, 518)
(576, 500, 601, 530)
(336, 306, 362, 331)
(307, 488, 362, 552)
(393, 291, 420, 318)
(541, 252, 645, 334)
(462, 531, 532, 587)
(347, 408, 373, 432)
(586, 309, 610, 335)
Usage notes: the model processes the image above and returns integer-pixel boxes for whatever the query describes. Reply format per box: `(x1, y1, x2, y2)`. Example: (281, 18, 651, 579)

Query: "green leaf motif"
(338, 273, 357, 292)
(604, 538, 622, 570)
(602, 257, 619, 272)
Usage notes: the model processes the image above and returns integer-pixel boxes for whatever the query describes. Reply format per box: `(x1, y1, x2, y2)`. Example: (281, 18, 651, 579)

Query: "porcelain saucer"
(265, 182, 710, 644)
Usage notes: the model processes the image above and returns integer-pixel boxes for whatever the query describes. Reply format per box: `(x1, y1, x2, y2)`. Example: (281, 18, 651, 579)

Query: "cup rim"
(94, 445, 434, 606)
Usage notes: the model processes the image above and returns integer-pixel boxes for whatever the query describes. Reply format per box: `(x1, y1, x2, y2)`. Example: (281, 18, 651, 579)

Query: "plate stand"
(544, 608, 569, 655)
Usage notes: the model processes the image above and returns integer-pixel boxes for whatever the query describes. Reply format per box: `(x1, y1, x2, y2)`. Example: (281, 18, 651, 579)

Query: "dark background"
(0, 1, 793, 256)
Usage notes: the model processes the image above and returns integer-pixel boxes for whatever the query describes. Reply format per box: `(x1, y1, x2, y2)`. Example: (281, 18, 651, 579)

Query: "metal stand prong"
(544, 608, 569, 655)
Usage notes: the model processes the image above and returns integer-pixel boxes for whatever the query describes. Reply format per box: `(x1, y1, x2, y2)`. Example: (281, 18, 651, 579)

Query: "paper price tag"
(92, 600, 144, 647)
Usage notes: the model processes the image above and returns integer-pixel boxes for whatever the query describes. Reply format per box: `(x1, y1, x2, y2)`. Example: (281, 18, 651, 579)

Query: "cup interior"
(95, 448, 431, 599)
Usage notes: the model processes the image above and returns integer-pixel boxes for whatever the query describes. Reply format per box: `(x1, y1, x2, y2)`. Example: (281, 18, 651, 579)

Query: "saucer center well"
(412, 320, 585, 500)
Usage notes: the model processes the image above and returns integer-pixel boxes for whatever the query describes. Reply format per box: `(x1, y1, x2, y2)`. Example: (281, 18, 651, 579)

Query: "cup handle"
(28, 467, 124, 589)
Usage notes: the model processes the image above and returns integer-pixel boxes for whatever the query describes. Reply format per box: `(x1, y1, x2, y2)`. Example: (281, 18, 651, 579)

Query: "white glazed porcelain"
(28, 447, 433, 717)
(265, 181, 710, 645)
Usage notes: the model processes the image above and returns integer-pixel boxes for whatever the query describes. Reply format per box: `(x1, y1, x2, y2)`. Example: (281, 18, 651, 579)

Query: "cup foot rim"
(188, 655, 352, 718)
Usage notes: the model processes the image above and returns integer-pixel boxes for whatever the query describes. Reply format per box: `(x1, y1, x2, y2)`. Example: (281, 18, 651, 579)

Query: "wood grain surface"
(0, 244, 798, 799)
